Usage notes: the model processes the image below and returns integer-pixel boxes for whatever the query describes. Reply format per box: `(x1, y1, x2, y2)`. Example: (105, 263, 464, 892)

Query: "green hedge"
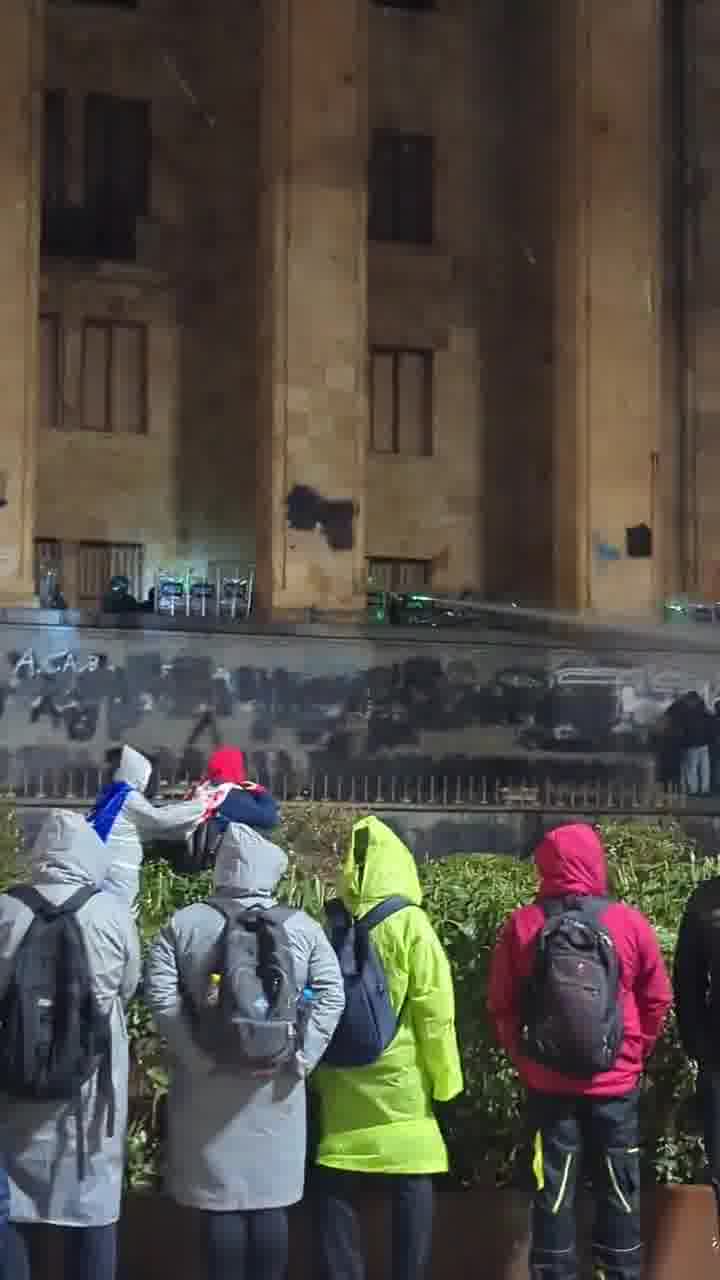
(2, 800, 712, 1189)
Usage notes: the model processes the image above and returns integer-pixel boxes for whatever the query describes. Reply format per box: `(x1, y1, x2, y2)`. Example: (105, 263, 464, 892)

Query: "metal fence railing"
(1, 768, 707, 812)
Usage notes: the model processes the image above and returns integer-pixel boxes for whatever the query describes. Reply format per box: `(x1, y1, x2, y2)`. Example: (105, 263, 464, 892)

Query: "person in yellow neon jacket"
(311, 816, 463, 1280)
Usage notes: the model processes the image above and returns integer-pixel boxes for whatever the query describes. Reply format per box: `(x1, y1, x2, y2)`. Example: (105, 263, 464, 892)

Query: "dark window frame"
(367, 557, 432, 592)
(80, 318, 149, 435)
(369, 129, 434, 246)
(54, 0, 139, 10)
(370, 346, 434, 456)
(43, 90, 66, 212)
(84, 92, 150, 261)
(373, 0, 435, 10)
(39, 313, 63, 431)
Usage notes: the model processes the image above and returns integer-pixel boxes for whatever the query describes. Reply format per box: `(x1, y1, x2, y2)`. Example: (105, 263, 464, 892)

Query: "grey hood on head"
(114, 744, 152, 793)
(30, 809, 112, 888)
(213, 825, 288, 897)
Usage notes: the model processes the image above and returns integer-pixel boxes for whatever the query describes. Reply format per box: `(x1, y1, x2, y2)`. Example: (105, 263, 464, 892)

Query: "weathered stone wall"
(684, 0, 720, 600)
(3, 615, 720, 792)
(34, 0, 491, 604)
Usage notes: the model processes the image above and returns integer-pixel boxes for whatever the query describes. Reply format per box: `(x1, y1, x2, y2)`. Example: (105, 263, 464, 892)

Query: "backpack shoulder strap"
(56, 887, 99, 917)
(6, 884, 98, 920)
(261, 905, 295, 926)
(5, 885, 51, 917)
(361, 896, 416, 931)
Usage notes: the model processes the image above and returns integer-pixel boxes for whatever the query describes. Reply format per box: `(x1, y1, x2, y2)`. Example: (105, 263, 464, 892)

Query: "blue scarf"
(87, 781, 132, 843)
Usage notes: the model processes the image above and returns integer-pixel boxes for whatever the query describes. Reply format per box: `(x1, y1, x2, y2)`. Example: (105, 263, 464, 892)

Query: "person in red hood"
(488, 823, 671, 1280)
(188, 748, 279, 870)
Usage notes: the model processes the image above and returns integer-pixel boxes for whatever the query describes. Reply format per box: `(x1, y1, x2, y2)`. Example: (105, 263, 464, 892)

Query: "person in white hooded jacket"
(87, 745, 205, 910)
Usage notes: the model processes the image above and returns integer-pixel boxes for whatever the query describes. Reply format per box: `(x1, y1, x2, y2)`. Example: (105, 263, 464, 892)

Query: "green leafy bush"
(126, 812, 716, 1189)
(0, 795, 24, 892)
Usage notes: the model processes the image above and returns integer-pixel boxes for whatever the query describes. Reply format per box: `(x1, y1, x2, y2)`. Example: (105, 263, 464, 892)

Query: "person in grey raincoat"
(87, 744, 206, 910)
(0, 810, 140, 1280)
(144, 824, 345, 1280)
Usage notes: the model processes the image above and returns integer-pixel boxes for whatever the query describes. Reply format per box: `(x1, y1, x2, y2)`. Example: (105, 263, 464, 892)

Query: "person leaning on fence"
(185, 746, 280, 872)
(0, 810, 140, 1280)
(488, 822, 671, 1280)
(310, 816, 463, 1280)
(143, 822, 344, 1280)
(87, 744, 206, 910)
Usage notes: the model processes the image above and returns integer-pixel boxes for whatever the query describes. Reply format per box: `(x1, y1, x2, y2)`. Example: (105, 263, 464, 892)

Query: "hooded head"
(30, 809, 112, 888)
(339, 816, 422, 915)
(114, 744, 153, 794)
(207, 747, 248, 786)
(213, 824, 287, 898)
(534, 823, 608, 898)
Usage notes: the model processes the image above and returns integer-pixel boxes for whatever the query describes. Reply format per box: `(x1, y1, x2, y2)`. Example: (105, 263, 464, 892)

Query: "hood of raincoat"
(534, 822, 608, 898)
(213, 823, 287, 897)
(114, 744, 152, 793)
(30, 809, 112, 888)
(339, 816, 422, 916)
(207, 747, 248, 785)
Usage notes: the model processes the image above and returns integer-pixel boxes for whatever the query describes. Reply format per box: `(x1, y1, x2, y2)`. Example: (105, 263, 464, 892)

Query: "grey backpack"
(195, 902, 301, 1071)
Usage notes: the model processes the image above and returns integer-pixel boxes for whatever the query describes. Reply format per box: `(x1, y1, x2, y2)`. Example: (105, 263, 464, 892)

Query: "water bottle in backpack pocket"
(521, 895, 624, 1078)
(193, 902, 302, 1072)
(323, 895, 414, 1069)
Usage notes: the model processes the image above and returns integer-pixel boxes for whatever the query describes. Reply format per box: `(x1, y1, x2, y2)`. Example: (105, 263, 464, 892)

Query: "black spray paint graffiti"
(4, 639, 720, 793)
(286, 485, 356, 551)
(9, 649, 112, 742)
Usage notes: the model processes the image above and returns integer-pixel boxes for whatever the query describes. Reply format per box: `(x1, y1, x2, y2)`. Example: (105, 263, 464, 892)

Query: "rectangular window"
(39, 315, 61, 431)
(43, 91, 66, 211)
(369, 130, 434, 245)
(78, 541, 144, 609)
(367, 558, 431, 592)
(34, 539, 63, 600)
(84, 94, 150, 259)
(370, 348, 433, 455)
(80, 320, 148, 433)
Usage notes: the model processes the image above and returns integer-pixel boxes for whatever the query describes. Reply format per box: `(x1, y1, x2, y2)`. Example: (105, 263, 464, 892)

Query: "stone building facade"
(0, 0, 704, 618)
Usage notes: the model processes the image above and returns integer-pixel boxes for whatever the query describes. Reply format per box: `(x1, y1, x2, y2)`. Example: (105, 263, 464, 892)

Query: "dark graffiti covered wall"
(2, 620, 720, 787)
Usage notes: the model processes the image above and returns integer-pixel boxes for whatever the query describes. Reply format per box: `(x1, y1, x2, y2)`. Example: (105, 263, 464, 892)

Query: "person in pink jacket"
(488, 823, 671, 1280)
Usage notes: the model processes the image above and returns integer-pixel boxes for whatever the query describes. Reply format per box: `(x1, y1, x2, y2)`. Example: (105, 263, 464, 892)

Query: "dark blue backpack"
(323, 896, 413, 1068)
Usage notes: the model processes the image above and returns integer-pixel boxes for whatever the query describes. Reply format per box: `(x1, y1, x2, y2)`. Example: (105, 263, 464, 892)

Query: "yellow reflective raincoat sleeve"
(407, 912, 463, 1103)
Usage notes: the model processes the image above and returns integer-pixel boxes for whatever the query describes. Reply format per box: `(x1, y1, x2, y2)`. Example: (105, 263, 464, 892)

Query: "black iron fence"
(1, 767, 706, 812)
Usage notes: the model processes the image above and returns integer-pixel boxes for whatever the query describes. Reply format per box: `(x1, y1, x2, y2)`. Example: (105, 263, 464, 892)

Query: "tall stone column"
(256, 0, 368, 619)
(553, 0, 662, 614)
(0, 0, 43, 606)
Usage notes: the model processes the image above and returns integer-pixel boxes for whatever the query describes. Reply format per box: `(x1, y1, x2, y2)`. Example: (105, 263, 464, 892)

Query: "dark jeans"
(0, 1167, 8, 1277)
(696, 1068, 720, 1198)
(203, 1208, 288, 1280)
(527, 1090, 641, 1280)
(5, 1222, 117, 1280)
(312, 1166, 434, 1280)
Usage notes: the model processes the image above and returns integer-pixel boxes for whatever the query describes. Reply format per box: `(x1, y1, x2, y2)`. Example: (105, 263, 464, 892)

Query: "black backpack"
(193, 902, 302, 1072)
(188, 815, 229, 873)
(0, 885, 115, 1177)
(323, 896, 413, 1069)
(521, 896, 623, 1078)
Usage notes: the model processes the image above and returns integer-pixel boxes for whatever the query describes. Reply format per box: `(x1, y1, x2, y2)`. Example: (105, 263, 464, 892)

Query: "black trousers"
(203, 1208, 288, 1280)
(527, 1090, 642, 1280)
(312, 1167, 434, 1280)
(5, 1222, 117, 1280)
(696, 1067, 720, 1206)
